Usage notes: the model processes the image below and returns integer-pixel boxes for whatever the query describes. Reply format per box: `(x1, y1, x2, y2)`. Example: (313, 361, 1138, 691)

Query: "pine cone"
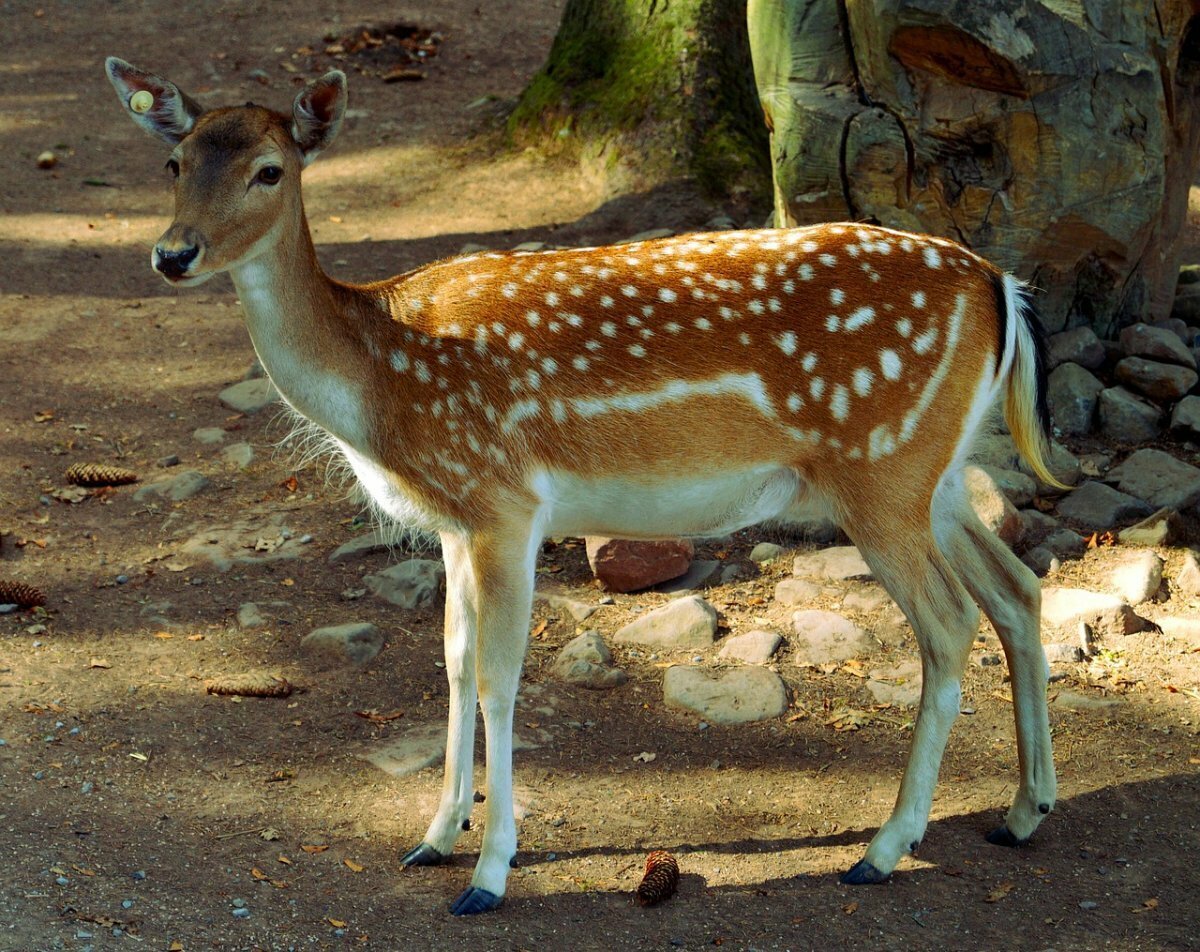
(64, 462, 139, 487)
(636, 850, 679, 906)
(0, 580, 46, 608)
(205, 674, 295, 698)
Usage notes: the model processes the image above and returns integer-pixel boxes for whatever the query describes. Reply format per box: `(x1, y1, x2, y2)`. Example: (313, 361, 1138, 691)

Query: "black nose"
(155, 245, 199, 279)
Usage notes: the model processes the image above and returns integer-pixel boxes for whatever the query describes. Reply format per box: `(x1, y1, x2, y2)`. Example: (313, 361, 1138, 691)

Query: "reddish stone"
(584, 537, 694, 593)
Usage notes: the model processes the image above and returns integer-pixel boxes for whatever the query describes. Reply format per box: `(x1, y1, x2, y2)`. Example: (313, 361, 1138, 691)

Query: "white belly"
(537, 466, 802, 539)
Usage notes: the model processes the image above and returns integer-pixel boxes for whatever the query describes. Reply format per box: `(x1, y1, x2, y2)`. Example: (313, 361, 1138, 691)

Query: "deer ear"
(105, 57, 203, 145)
(292, 71, 347, 166)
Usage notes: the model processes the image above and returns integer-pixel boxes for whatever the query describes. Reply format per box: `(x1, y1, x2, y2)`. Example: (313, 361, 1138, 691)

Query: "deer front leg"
(401, 533, 478, 868)
(448, 520, 540, 916)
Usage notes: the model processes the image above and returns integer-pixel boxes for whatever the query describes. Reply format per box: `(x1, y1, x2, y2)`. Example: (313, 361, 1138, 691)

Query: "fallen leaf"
(71, 865, 96, 876)
(353, 708, 405, 724)
(34, 410, 55, 423)
(344, 858, 364, 873)
(530, 619, 548, 639)
(327, 918, 347, 928)
(52, 486, 90, 504)
(251, 867, 268, 880)
(88, 658, 112, 669)
(154, 631, 173, 640)
(129, 751, 149, 762)
(633, 751, 657, 763)
(1132, 897, 1159, 914)
(825, 706, 871, 731)
(278, 854, 292, 865)
(280, 475, 299, 493)
(984, 882, 1015, 903)
(260, 827, 280, 841)
(301, 844, 329, 854)
(187, 634, 205, 642)
(169, 942, 184, 951)
(843, 901, 858, 915)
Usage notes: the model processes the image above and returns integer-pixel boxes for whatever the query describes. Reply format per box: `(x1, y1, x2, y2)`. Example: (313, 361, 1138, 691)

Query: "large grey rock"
(1055, 480, 1154, 529)
(1047, 363, 1103, 436)
(1113, 356, 1198, 402)
(237, 602, 269, 629)
(364, 559, 445, 609)
(774, 578, 821, 605)
(663, 665, 788, 725)
(218, 377, 279, 414)
(1053, 691, 1124, 713)
(964, 465, 1022, 545)
(301, 622, 384, 666)
(193, 426, 226, 445)
(841, 586, 896, 613)
(749, 542, 785, 563)
(179, 513, 306, 571)
(1119, 323, 1197, 368)
(1097, 386, 1164, 443)
(1047, 327, 1105, 370)
(1118, 508, 1185, 547)
(1171, 395, 1200, 438)
(1177, 551, 1200, 596)
(791, 610, 874, 663)
(717, 629, 783, 664)
(1108, 551, 1164, 605)
(534, 589, 598, 623)
(1041, 588, 1149, 638)
(792, 546, 873, 581)
(133, 470, 212, 503)
(551, 632, 627, 689)
(978, 465, 1037, 508)
(1042, 528, 1089, 560)
(866, 659, 921, 707)
(221, 442, 255, 469)
(1105, 449, 1200, 511)
(614, 594, 718, 648)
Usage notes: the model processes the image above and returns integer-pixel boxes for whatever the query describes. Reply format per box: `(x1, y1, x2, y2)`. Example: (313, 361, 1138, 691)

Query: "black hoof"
(985, 825, 1029, 848)
(449, 886, 503, 916)
(840, 860, 889, 885)
(400, 843, 446, 867)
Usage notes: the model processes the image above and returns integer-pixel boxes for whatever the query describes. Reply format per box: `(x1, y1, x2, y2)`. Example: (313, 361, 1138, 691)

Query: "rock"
(301, 622, 384, 666)
(1046, 327, 1105, 370)
(613, 594, 718, 649)
(1119, 323, 1197, 368)
(1177, 551, 1200, 596)
(534, 589, 598, 622)
(361, 722, 447, 776)
(1172, 288, 1200, 322)
(1044, 643, 1084, 663)
(1021, 546, 1060, 577)
(237, 602, 268, 628)
(865, 659, 921, 707)
(774, 578, 821, 605)
(662, 665, 788, 725)
(365, 560, 445, 609)
(193, 426, 226, 445)
(791, 546, 873, 581)
(1047, 363, 1104, 435)
(964, 465, 1022, 545)
(717, 629, 783, 664)
(840, 586, 896, 613)
(218, 378, 279, 414)
(1041, 587, 1149, 638)
(618, 228, 675, 244)
(585, 537, 694, 593)
(749, 542, 785, 563)
(1170, 395, 1200, 438)
(791, 610, 874, 663)
(1055, 480, 1154, 528)
(1042, 529, 1088, 560)
(1097, 386, 1164, 443)
(1113, 356, 1199, 402)
(1105, 449, 1200, 511)
(328, 529, 393, 562)
(1108, 551, 1163, 604)
(133, 470, 211, 503)
(978, 465, 1037, 508)
(1052, 691, 1123, 713)
(657, 559, 722, 592)
(1118, 508, 1185, 547)
(551, 632, 627, 689)
(221, 442, 255, 469)
(1152, 316, 1191, 342)
(1018, 509, 1059, 547)
(180, 513, 306, 570)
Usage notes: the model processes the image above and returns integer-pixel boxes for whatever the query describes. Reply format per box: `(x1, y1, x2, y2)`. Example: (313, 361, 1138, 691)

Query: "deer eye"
(165, 159, 180, 178)
(255, 165, 282, 186)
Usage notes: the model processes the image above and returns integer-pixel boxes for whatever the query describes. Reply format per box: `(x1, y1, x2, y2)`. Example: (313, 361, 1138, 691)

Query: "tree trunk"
(509, 0, 768, 197)
(749, 0, 1200, 335)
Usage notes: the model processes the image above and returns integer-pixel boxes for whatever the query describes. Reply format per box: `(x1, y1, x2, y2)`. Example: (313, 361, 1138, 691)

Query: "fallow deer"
(106, 59, 1058, 915)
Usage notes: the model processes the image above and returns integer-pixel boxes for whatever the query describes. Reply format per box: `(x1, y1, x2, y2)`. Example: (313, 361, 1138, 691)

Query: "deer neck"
(228, 212, 379, 455)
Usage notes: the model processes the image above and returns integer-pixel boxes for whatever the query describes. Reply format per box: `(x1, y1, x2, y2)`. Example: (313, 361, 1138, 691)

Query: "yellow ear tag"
(130, 90, 154, 114)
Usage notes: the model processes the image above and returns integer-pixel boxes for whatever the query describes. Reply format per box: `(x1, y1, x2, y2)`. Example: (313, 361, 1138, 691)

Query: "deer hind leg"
(447, 518, 540, 916)
(400, 532, 479, 869)
(838, 500, 980, 885)
(934, 485, 1056, 846)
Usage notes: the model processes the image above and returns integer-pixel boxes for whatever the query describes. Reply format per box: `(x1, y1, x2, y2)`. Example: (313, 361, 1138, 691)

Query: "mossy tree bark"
(509, 0, 768, 197)
(749, 0, 1200, 335)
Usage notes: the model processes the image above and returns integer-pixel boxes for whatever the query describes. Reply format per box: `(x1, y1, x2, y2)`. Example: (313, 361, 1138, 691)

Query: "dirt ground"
(2, 1, 1199, 949)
